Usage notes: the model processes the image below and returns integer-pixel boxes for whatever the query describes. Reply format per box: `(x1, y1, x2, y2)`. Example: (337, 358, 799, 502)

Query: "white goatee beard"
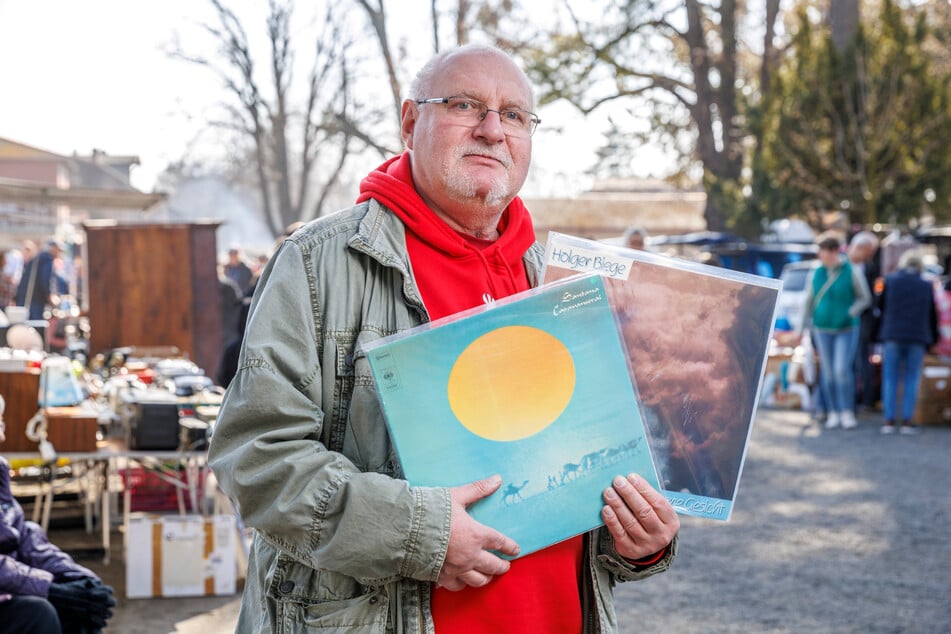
(445, 170, 510, 209)
(442, 147, 514, 210)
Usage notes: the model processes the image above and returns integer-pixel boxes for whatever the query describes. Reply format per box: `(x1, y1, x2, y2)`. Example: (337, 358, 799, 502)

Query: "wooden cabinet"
(83, 222, 223, 376)
(0, 369, 41, 452)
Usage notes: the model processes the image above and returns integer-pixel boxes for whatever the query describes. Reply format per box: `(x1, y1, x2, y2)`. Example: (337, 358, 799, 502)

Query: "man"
(14, 239, 63, 321)
(847, 231, 881, 410)
(624, 226, 648, 250)
(876, 250, 936, 435)
(209, 44, 678, 633)
(223, 247, 253, 294)
(218, 270, 243, 347)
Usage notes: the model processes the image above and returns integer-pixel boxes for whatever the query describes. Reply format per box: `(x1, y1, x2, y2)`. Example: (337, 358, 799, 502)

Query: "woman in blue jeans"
(803, 236, 872, 430)
(877, 250, 938, 434)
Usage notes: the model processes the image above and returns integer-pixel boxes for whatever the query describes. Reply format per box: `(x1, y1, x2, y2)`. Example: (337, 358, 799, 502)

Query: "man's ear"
(400, 100, 417, 149)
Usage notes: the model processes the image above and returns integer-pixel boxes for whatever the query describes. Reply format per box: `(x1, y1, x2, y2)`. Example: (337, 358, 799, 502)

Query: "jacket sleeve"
(594, 528, 677, 582)
(0, 492, 94, 595)
(848, 266, 872, 318)
(0, 554, 54, 597)
(799, 268, 817, 335)
(17, 520, 98, 582)
(929, 288, 939, 346)
(207, 240, 450, 586)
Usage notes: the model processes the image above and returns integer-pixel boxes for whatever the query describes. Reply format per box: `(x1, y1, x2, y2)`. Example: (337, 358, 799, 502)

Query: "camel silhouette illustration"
(502, 480, 529, 505)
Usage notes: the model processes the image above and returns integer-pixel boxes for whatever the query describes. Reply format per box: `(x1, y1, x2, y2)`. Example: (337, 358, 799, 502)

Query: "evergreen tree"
(754, 0, 951, 228)
(589, 115, 640, 180)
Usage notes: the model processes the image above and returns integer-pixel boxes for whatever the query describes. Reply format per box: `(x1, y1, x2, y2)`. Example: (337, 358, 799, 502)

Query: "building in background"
(524, 177, 706, 245)
(0, 136, 165, 250)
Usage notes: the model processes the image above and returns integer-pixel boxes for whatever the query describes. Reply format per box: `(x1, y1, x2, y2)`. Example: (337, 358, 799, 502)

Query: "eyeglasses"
(415, 95, 541, 138)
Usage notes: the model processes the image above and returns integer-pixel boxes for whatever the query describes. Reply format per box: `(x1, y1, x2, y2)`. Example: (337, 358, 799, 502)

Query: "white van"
(776, 260, 819, 332)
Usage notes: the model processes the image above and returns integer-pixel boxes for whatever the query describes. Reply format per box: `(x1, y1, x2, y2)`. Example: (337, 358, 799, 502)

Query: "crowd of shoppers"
(800, 230, 942, 436)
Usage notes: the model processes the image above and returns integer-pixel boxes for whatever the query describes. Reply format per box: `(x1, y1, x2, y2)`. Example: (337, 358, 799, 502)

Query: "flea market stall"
(1, 219, 244, 597)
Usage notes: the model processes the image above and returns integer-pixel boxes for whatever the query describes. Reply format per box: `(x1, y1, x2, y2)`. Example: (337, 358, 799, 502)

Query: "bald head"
(410, 44, 535, 111)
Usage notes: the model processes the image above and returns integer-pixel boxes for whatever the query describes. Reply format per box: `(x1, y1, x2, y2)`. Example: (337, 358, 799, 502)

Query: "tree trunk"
(830, 0, 860, 53)
(684, 0, 742, 231)
(455, 0, 471, 45)
(431, 0, 440, 52)
(357, 0, 403, 128)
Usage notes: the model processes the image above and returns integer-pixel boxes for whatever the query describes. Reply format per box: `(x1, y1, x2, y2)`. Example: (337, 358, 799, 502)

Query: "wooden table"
(6, 442, 209, 564)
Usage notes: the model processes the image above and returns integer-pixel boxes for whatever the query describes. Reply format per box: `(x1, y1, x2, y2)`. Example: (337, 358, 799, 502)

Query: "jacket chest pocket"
(327, 335, 398, 476)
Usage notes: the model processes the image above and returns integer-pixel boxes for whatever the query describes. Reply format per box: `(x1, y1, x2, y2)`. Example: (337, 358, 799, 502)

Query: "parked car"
(707, 242, 818, 279)
(776, 260, 818, 332)
(648, 232, 818, 279)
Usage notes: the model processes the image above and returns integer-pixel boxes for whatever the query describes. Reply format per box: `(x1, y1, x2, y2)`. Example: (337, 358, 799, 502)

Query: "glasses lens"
(445, 96, 483, 119)
(443, 97, 536, 137)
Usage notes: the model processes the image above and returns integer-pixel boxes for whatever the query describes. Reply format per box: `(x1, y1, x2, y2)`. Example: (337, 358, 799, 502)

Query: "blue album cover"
(363, 275, 659, 557)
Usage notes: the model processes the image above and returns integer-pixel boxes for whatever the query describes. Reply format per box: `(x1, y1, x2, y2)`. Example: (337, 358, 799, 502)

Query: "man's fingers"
(452, 475, 503, 507)
(606, 474, 672, 530)
(437, 549, 510, 591)
(458, 570, 492, 588)
(626, 473, 679, 524)
(602, 472, 679, 560)
(437, 577, 466, 592)
(439, 569, 494, 592)
(440, 486, 519, 592)
(480, 528, 520, 560)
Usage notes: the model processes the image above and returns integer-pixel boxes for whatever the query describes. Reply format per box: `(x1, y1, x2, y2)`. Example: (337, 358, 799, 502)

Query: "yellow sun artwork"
(447, 325, 576, 441)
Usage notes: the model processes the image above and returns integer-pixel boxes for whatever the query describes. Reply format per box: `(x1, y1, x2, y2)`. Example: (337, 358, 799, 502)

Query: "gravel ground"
(614, 408, 951, 634)
(57, 407, 949, 633)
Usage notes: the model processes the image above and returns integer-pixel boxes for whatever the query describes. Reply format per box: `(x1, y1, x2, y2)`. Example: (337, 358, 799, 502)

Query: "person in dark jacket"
(216, 294, 251, 388)
(14, 239, 66, 321)
(877, 250, 938, 435)
(847, 230, 881, 409)
(0, 395, 116, 633)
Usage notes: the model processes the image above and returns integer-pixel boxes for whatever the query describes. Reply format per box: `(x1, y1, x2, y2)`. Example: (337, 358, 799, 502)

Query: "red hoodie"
(357, 153, 585, 633)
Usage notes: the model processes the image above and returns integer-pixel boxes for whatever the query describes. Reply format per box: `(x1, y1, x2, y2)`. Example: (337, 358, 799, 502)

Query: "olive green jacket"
(208, 200, 676, 633)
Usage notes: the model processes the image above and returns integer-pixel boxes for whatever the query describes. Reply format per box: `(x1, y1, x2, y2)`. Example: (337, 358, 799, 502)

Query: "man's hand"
(437, 475, 520, 591)
(602, 473, 679, 561)
(47, 577, 116, 630)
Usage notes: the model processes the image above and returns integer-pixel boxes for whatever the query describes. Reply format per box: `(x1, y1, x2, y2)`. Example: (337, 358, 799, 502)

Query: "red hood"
(357, 152, 536, 319)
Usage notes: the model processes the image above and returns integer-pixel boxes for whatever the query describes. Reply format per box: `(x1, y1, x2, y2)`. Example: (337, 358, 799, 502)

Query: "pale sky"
(0, 0, 238, 191)
(0, 0, 668, 197)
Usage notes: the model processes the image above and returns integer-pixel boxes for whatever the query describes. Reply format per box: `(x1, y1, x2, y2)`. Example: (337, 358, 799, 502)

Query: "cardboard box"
(912, 356, 951, 426)
(126, 514, 237, 598)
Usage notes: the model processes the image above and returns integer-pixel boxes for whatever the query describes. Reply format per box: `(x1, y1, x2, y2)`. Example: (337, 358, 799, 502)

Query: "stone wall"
(524, 190, 706, 244)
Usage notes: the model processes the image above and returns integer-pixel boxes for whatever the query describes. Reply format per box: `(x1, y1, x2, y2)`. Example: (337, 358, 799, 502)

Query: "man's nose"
(473, 109, 506, 141)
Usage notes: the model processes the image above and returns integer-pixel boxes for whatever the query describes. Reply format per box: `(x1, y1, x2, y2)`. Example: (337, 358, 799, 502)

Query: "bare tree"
(525, 0, 784, 232)
(170, 0, 398, 236)
(350, 0, 536, 114)
(354, 0, 404, 128)
(168, 0, 554, 236)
